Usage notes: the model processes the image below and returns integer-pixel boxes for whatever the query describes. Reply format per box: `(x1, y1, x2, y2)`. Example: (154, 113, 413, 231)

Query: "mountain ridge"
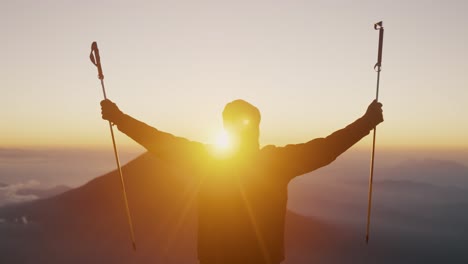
(2, 153, 468, 263)
(0, 152, 343, 264)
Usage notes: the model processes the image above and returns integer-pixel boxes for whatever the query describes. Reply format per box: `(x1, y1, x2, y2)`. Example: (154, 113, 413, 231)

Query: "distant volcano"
(16, 185, 72, 199)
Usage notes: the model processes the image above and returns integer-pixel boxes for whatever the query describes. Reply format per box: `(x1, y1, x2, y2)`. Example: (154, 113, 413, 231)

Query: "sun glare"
(216, 130, 231, 150)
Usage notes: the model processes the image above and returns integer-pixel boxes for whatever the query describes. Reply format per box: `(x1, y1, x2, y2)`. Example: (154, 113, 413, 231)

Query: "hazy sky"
(1, 0, 467, 149)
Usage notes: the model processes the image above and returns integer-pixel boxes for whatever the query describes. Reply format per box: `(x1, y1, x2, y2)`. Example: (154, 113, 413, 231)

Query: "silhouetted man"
(101, 99, 383, 264)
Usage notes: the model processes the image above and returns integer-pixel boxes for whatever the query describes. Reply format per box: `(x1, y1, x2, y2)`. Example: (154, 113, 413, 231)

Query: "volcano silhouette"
(0, 152, 342, 264)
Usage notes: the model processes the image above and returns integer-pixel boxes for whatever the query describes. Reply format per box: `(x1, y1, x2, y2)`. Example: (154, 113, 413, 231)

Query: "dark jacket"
(115, 114, 374, 264)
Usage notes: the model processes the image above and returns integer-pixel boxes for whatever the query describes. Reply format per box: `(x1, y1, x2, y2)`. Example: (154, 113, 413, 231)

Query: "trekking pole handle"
(90, 42, 104, 80)
(374, 21, 384, 72)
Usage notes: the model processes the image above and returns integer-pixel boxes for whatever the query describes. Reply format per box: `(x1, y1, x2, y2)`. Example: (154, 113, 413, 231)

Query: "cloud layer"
(0, 180, 40, 206)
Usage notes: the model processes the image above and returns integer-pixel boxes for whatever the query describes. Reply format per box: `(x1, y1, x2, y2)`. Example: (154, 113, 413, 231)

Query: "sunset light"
(2, 1, 468, 264)
(215, 130, 231, 150)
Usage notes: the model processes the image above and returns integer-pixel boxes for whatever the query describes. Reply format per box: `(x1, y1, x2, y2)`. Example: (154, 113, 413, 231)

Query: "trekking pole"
(365, 21, 384, 244)
(89, 42, 137, 251)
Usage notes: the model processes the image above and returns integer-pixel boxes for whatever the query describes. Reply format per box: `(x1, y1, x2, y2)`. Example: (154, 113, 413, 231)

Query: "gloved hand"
(100, 99, 123, 124)
(364, 100, 384, 128)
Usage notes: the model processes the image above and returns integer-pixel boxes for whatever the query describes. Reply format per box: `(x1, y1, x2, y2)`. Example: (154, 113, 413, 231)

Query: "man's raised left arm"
(265, 100, 384, 179)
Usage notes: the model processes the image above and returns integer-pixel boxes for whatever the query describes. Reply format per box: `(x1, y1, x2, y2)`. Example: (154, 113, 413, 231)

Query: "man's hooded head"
(222, 99, 260, 151)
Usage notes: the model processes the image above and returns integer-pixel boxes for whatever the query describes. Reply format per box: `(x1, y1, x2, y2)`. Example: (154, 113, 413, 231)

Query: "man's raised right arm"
(100, 99, 207, 167)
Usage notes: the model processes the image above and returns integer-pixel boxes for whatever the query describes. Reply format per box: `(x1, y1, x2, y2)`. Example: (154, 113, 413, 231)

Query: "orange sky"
(2, 1, 467, 150)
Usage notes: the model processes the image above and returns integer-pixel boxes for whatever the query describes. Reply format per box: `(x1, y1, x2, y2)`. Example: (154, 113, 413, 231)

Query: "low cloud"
(0, 180, 40, 206)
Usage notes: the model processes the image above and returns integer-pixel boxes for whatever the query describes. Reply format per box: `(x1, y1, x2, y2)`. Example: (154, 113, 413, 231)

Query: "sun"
(215, 130, 231, 150)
